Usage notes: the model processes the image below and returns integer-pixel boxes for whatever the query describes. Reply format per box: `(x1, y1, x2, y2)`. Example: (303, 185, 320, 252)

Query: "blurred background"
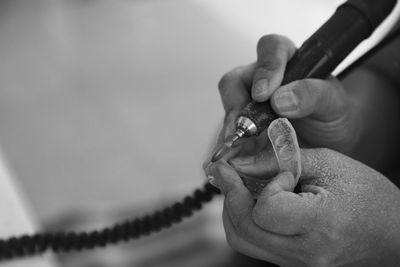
(0, 0, 397, 266)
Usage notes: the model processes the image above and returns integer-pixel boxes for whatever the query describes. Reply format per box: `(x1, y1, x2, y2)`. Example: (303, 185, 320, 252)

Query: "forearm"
(343, 67, 400, 173)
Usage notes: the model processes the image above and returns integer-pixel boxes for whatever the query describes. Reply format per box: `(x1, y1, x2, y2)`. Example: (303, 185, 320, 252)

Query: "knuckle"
(218, 66, 244, 93)
(257, 34, 295, 58)
(255, 60, 282, 75)
(257, 34, 286, 51)
(218, 72, 234, 93)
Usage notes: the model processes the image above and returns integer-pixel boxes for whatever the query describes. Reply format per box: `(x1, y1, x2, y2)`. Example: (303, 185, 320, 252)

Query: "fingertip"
(211, 160, 243, 194)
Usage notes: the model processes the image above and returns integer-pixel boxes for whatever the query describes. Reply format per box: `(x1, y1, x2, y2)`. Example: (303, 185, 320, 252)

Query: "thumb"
(253, 171, 323, 235)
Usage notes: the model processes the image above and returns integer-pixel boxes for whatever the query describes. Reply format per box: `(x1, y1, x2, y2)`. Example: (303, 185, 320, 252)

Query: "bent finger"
(252, 34, 297, 102)
(211, 64, 257, 159)
(253, 172, 321, 235)
(218, 63, 255, 114)
(222, 209, 293, 266)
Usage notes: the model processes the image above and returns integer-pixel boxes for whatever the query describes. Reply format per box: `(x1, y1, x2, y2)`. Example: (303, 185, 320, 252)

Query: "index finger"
(210, 63, 257, 161)
(211, 161, 295, 253)
(252, 34, 297, 102)
(218, 63, 256, 114)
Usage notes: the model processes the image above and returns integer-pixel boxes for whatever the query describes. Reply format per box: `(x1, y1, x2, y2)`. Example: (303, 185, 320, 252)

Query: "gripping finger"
(271, 77, 347, 121)
(204, 64, 256, 170)
(253, 172, 322, 235)
(222, 209, 293, 266)
(218, 63, 255, 114)
(213, 64, 256, 155)
(252, 34, 296, 102)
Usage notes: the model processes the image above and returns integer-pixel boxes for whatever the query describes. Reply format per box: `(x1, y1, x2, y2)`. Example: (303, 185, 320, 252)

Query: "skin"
(205, 24, 400, 266)
(210, 149, 400, 267)
(210, 33, 400, 174)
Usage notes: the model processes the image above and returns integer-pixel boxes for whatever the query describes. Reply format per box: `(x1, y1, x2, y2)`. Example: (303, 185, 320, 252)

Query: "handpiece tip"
(211, 143, 230, 163)
(210, 130, 244, 163)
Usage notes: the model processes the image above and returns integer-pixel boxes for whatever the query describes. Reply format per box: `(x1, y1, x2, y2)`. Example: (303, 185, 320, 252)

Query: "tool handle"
(239, 0, 397, 136)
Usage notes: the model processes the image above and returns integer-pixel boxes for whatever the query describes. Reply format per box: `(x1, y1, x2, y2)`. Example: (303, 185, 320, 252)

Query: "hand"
(210, 148, 400, 267)
(207, 34, 400, 172)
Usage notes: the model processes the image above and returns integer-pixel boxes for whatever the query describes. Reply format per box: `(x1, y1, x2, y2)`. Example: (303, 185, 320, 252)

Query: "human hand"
(210, 148, 400, 267)
(206, 34, 362, 167)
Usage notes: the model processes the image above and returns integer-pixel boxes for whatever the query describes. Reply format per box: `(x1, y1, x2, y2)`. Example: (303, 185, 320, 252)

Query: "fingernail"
(208, 163, 217, 176)
(274, 91, 298, 113)
(205, 161, 216, 176)
(208, 163, 226, 191)
(253, 79, 269, 99)
(208, 177, 218, 188)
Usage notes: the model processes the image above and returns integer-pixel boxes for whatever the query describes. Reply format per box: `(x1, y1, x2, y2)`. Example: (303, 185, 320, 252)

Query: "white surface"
(194, 0, 400, 74)
(0, 0, 246, 221)
(0, 0, 398, 246)
(0, 149, 57, 267)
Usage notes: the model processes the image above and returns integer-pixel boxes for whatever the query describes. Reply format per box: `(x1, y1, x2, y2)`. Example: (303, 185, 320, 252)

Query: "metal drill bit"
(210, 130, 245, 162)
(210, 142, 231, 163)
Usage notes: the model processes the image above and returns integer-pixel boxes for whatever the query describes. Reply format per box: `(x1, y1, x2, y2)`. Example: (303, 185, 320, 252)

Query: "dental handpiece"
(211, 0, 397, 162)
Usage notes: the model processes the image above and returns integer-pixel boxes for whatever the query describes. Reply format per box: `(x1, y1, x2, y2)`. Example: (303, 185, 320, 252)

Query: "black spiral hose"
(0, 183, 220, 261)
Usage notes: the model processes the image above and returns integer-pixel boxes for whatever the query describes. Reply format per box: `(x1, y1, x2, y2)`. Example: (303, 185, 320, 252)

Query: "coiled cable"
(0, 183, 220, 260)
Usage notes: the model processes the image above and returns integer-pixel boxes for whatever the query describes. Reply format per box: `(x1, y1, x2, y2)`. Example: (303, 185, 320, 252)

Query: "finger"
(218, 63, 256, 114)
(222, 209, 293, 266)
(209, 160, 252, 197)
(229, 149, 279, 179)
(209, 160, 258, 239)
(253, 172, 322, 235)
(252, 34, 296, 102)
(214, 162, 301, 263)
(211, 161, 289, 243)
(204, 143, 244, 187)
(212, 64, 257, 158)
(271, 77, 347, 120)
